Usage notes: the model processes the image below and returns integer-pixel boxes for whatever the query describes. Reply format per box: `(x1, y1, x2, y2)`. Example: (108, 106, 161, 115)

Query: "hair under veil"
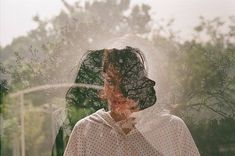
(52, 46, 157, 156)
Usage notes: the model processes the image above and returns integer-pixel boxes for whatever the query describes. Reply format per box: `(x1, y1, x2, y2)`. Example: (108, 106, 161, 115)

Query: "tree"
(1, 0, 234, 155)
(165, 17, 235, 119)
(1, 0, 154, 155)
(0, 80, 8, 156)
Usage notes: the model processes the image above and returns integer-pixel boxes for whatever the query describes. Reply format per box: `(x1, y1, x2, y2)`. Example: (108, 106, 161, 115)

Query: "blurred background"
(0, 0, 235, 156)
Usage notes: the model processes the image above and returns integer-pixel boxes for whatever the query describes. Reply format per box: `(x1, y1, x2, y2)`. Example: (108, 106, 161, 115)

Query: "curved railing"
(8, 83, 103, 156)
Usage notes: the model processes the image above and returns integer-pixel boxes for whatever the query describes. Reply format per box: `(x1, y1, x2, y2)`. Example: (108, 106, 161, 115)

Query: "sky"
(0, 0, 235, 47)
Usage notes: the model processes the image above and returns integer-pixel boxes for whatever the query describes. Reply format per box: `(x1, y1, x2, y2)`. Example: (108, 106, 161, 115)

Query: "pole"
(50, 103, 55, 147)
(20, 94, 25, 156)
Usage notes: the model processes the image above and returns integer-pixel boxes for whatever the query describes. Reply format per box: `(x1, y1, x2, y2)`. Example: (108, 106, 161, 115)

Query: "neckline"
(100, 109, 138, 136)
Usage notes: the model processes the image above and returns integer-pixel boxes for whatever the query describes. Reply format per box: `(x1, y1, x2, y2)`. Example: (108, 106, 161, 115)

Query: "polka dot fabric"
(64, 108, 200, 156)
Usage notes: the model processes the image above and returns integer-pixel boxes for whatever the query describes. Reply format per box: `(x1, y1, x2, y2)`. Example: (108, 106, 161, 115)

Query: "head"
(100, 47, 156, 115)
(66, 47, 156, 125)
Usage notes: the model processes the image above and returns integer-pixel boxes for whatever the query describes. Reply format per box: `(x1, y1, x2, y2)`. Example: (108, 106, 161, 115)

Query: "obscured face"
(66, 47, 157, 124)
(118, 54, 156, 110)
(104, 48, 157, 111)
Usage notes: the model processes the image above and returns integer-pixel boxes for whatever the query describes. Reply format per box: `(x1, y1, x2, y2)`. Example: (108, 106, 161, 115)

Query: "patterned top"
(64, 106, 200, 156)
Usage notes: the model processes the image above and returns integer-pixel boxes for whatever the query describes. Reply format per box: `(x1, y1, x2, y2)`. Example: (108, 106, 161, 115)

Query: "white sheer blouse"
(64, 106, 200, 156)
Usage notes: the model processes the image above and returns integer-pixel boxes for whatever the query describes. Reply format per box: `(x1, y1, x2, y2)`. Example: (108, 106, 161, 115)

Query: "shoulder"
(72, 115, 92, 132)
(71, 118, 86, 133)
(157, 112, 188, 131)
(70, 115, 95, 138)
(169, 114, 186, 126)
(73, 114, 93, 127)
(165, 114, 193, 137)
(73, 109, 104, 130)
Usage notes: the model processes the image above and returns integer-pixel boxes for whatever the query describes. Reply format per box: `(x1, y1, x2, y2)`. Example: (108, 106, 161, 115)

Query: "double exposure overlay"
(1, 0, 234, 156)
(52, 46, 159, 155)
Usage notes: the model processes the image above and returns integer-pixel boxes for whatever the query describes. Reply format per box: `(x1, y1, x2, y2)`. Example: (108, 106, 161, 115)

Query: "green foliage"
(0, 80, 8, 113)
(186, 118, 235, 156)
(167, 17, 235, 155)
(0, 80, 8, 156)
(0, 0, 235, 155)
(167, 17, 235, 119)
(1, 97, 21, 156)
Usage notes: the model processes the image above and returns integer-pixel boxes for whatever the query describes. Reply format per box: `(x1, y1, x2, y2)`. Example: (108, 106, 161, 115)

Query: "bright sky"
(0, 0, 235, 47)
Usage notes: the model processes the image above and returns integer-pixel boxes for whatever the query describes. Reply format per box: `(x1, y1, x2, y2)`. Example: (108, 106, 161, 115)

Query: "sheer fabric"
(64, 106, 200, 156)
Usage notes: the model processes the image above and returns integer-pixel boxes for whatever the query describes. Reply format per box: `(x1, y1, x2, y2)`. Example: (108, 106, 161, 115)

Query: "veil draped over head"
(52, 46, 157, 156)
(53, 46, 200, 156)
(66, 46, 157, 127)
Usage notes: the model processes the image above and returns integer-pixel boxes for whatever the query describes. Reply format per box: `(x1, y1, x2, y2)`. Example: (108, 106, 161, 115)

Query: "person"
(63, 46, 200, 156)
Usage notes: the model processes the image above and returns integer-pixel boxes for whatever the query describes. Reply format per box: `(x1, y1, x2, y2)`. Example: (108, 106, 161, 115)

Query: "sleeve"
(63, 121, 86, 156)
(177, 118, 201, 156)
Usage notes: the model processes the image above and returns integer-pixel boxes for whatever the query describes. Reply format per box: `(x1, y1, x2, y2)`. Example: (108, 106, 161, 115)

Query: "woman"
(63, 46, 200, 156)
